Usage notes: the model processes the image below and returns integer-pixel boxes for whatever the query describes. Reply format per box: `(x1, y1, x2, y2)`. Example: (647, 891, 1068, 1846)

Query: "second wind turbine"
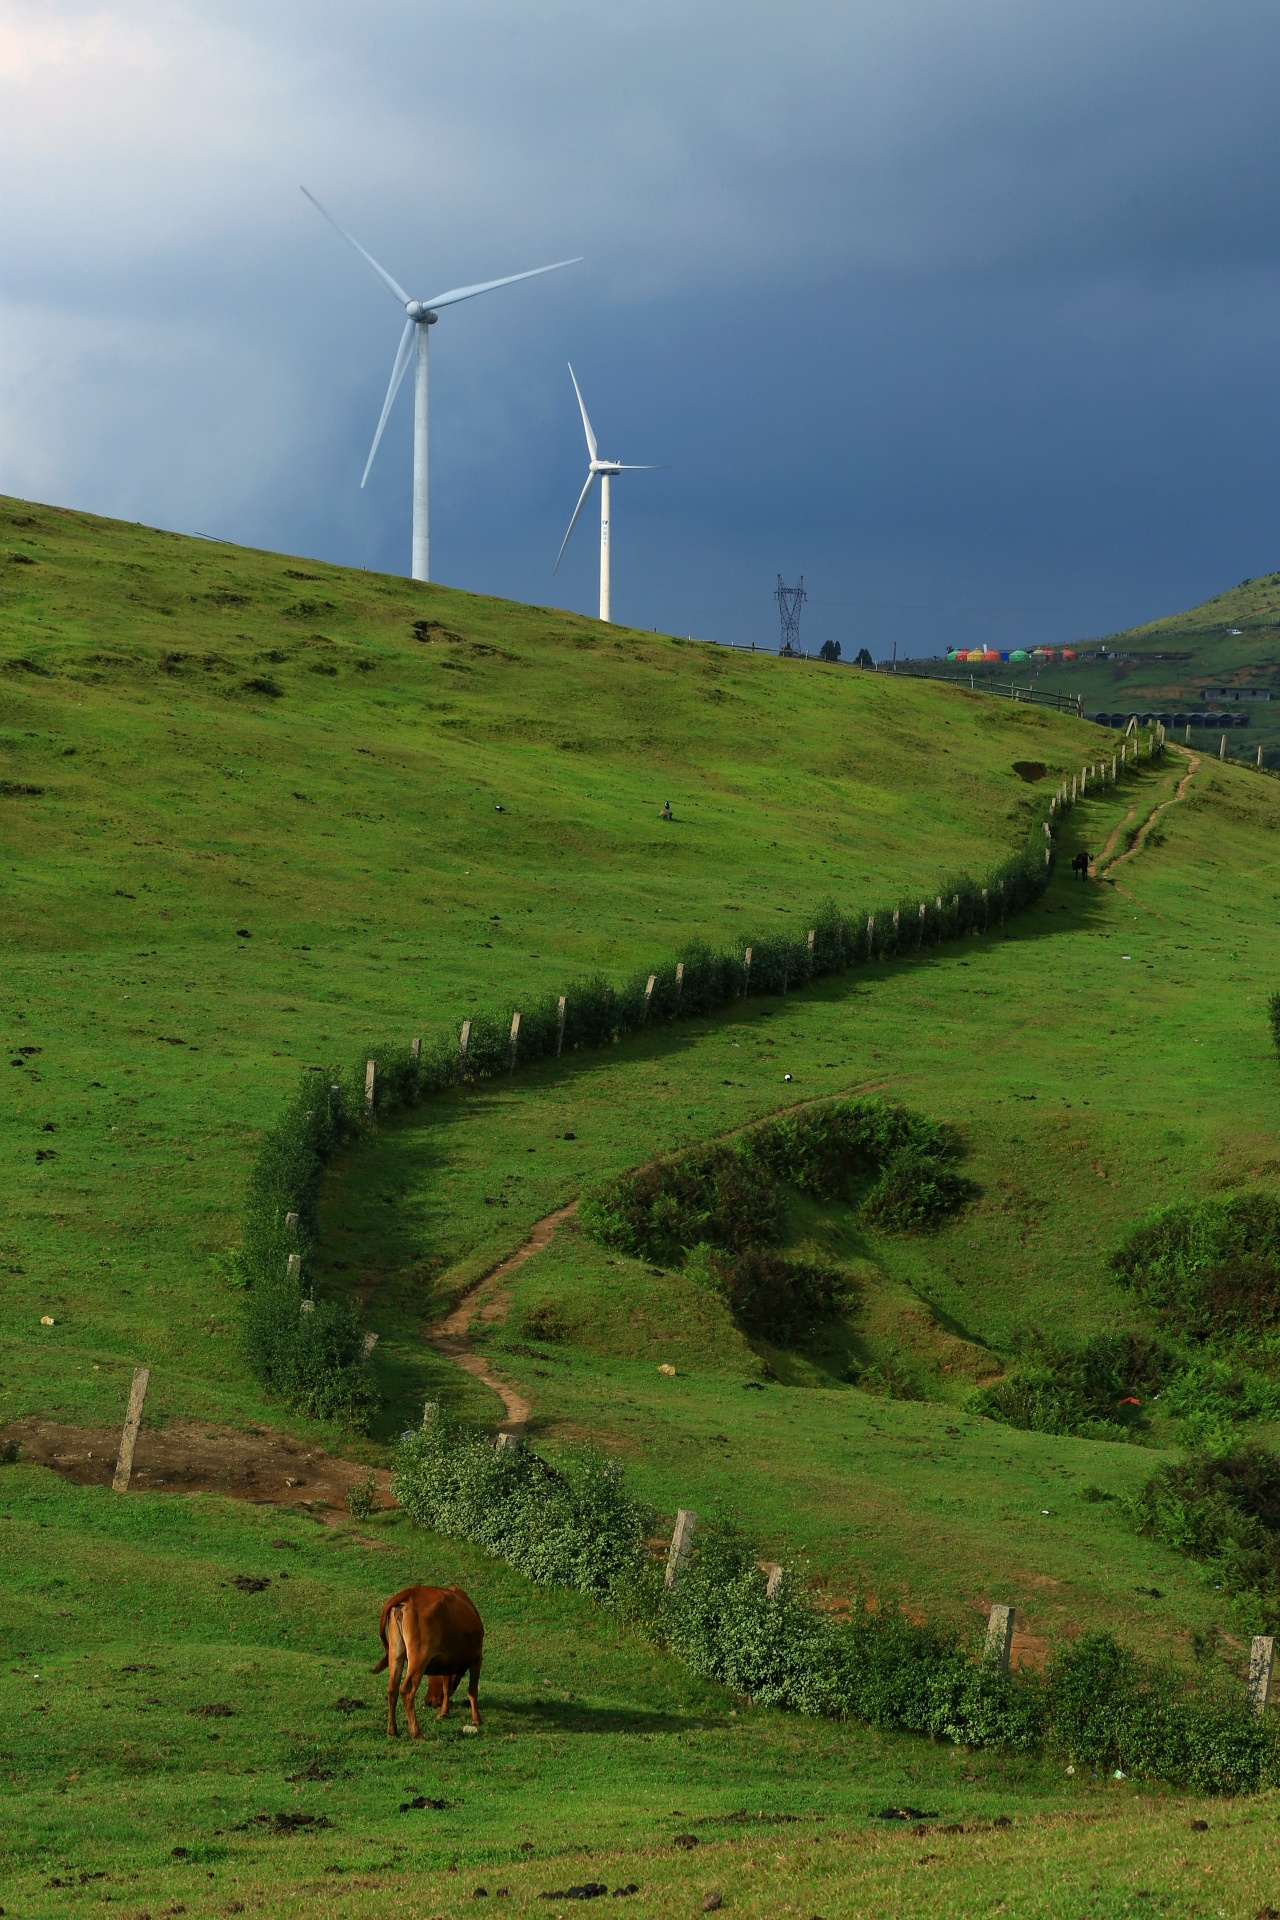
(554, 365, 655, 624)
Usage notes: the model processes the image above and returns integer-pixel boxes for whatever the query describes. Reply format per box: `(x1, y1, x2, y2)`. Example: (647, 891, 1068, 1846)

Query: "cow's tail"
(372, 1588, 414, 1673)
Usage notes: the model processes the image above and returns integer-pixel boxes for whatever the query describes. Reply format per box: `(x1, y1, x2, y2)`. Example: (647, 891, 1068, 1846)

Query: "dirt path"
(426, 1203, 578, 1433)
(1095, 751, 1199, 879)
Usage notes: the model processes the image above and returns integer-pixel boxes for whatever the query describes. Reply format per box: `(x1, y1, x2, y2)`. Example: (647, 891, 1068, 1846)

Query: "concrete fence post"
(983, 1603, 1015, 1673)
(1220, 733, 1227, 760)
(917, 902, 926, 948)
(675, 960, 685, 1005)
(1248, 1635, 1275, 1717)
(892, 907, 900, 946)
(556, 995, 567, 1057)
(665, 1508, 698, 1589)
(1186, 724, 1192, 744)
(458, 1018, 472, 1078)
(410, 1036, 421, 1064)
(765, 1564, 784, 1600)
(642, 974, 657, 1023)
(866, 914, 875, 957)
(286, 1252, 301, 1280)
(742, 947, 753, 997)
(495, 1431, 522, 1455)
(508, 1010, 521, 1072)
(807, 928, 816, 958)
(285, 1211, 299, 1234)
(111, 1366, 151, 1495)
(364, 1059, 376, 1110)
(359, 1331, 379, 1360)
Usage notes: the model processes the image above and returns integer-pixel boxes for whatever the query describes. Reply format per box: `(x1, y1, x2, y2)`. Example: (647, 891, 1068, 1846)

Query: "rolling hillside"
(5, 494, 1280, 1918)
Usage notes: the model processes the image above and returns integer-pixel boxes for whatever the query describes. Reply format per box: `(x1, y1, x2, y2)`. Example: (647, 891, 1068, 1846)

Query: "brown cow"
(371, 1584, 484, 1738)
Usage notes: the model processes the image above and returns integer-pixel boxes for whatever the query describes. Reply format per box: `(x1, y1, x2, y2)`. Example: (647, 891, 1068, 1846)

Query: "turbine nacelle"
(405, 303, 438, 324)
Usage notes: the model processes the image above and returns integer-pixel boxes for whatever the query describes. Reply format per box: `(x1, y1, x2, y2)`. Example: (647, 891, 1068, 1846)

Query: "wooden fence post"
(1112, 754, 1117, 780)
(665, 1508, 698, 1589)
(917, 902, 926, 948)
(765, 1564, 784, 1599)
(866, 914, 875, 957)
(508, 1010, 521, 1072)
(981, 887, 989, 928)
(807, 928, 816, 959)
(458, 1019, 471, 1078)
(642, 974, 657, 1023)
(364, 1059, 375, 1110)
(742, 948, 752, 997)
(891, 907, 900, 946)
(1186, 724, 1192, 745)
(410, 1036, 421, 1064)
(287, 1252, 301, 1280)
(556, 995, 567, 1056)
(1220, 733, 1227, 760)
(1248, 1635, 1275, 1717)
(359, 1331, 379, 1360)
(675, 960, 684, 1005)
(112, 1367, 151, 1495)
(983, 1603, 1015, 1673)
(285, 1211, 299, 1234)
(1071, 775, 1077, 801)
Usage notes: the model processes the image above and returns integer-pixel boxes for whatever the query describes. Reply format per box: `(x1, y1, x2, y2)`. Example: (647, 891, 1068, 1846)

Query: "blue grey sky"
(2, 1, 1278, 652)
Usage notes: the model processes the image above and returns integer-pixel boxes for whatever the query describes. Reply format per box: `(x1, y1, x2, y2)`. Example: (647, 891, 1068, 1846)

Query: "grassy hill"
(5, 494, 1280, 1916)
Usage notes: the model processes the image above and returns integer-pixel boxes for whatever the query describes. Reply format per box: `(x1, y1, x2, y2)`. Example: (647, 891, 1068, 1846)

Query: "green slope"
(0, 491, 1096, 1435)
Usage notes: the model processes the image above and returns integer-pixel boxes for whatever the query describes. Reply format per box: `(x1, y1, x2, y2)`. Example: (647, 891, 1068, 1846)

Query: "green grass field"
(5, 494, 1280, 1916)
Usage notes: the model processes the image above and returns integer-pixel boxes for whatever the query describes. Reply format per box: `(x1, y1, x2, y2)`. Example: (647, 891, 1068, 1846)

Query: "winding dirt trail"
(427, 1203, 578, 1432)
(1091, 750, 1199, 881)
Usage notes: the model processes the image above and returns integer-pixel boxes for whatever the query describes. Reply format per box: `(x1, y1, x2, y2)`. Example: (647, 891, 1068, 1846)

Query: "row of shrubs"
(391, 1414, 1280, 1792)
(239, 758, 1128, 1423)
(578, 1098, 974, 1344)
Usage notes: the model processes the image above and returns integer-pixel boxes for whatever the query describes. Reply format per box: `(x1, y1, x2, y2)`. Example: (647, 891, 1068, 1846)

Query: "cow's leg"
(386, 1608, 406, 1739)
(402, 1661, 426, 1739)
(436, 1671, 454, 1721)
(466, 1653, 482, 1729)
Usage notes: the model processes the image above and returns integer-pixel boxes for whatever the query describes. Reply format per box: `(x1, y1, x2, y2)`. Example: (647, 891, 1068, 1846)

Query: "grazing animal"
(1071, 851, 1091, 879)
(372, 1584, 484, 1738)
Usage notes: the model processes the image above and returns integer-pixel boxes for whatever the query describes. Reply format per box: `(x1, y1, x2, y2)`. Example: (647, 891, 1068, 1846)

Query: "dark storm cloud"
(2, 0, 1278, 650)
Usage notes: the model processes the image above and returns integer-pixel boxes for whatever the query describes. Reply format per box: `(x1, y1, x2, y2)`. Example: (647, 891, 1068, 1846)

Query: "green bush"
(969, 1330, 1176, 1439)
(392, 1417, 652, 1603)
(578, 1142, 783, 1266)
(582, 1098, 974, 1282)
(1130, 1444, 1280, 1600)
(1269, 990, 1280, 1062)
(1111, 1194, 1280, 1340)
(705, 1247, 852, 1344)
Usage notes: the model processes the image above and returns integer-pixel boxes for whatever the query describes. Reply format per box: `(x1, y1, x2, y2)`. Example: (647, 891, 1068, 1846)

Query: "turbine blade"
(301, 186, 412, 305)
(614, 463, 664, 470)
(361, 317, 417, 488)
(422, 257, 581, 310)
(567, 363, 597, 462)
(553, 469, 597, 574)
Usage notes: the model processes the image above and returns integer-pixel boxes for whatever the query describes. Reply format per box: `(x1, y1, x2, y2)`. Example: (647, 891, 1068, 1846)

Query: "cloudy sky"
(2, 1, 1278, 652)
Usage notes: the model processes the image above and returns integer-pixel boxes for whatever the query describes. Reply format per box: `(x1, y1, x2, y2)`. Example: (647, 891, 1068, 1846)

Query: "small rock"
(658, 1364, 676, 1378)
(701, 1895, 722, 1913)
(40, 1315, 54, 1326)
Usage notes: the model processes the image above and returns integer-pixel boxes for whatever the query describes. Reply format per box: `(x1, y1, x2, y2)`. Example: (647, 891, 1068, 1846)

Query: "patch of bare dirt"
(1, 1417, 391, 1519)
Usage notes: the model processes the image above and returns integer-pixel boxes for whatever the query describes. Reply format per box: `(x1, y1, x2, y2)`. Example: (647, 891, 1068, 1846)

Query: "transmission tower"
(775, 574, 807, 654)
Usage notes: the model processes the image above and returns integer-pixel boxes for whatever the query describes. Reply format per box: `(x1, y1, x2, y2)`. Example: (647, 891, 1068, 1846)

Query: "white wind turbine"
(302, 187, 579, 583)
(553, 364, 655, 623)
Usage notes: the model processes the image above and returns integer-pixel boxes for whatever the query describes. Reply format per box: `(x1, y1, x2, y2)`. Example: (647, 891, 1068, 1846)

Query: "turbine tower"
(553, 364, 654, 623)
(302, 187, 579, 583)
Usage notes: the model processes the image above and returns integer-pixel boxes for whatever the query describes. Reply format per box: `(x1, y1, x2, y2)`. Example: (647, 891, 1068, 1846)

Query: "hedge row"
(391, 1414, 1279, 1793)
(240, 745, 1153, 1424)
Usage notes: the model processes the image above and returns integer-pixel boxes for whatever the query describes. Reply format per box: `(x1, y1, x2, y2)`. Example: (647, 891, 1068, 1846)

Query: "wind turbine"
(553, 364, 655, 624)
(302, 187, 579, 583)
